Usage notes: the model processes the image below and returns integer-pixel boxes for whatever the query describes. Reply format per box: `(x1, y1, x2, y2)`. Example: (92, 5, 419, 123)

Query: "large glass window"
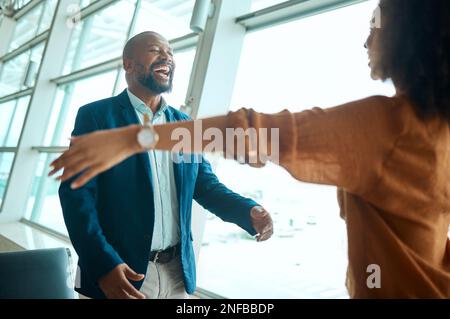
(252, 0, 287, 11)
(132, 0, 196, 39)
(0, 95, 30, 211)
(0, 51, 29, 96)
(0, 152, 15, 207)
(0, 96, 31, 147)
(197, 0, 394, 298)
(25, 153, 66, 235)
(45, 71, 119, 147)
(11, 0, 34, 11)
(0, 42, 45, 96)
(8, 0, 57, 52)
(62, 0, 137, 75)
(36, 0, 58, 34)
(79, 0, 97, 8)
(164, 48, 196, 108)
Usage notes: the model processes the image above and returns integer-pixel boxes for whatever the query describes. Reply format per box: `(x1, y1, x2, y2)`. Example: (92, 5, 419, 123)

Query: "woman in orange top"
(50, 0, 450, 298)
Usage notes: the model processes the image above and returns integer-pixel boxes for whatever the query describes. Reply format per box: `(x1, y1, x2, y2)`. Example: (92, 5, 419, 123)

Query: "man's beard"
(137, 62, 174, 94)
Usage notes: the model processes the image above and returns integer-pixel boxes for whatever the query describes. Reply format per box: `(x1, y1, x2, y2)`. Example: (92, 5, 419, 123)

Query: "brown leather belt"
(149, 243, 181, 264)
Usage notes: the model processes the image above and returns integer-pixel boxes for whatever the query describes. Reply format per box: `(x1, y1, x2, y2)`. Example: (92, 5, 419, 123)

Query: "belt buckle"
(152, 251, 160, 263)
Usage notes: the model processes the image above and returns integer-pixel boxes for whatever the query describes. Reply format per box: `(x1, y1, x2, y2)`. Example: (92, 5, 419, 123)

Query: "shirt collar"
(127, 88, 168, 120)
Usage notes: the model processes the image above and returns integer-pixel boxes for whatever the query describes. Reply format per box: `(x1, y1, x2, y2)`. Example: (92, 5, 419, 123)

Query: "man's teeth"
(154, 65, 170, 74)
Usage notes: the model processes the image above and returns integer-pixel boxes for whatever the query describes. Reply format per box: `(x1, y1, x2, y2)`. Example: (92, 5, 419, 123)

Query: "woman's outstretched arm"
(50, 96, 399, 192)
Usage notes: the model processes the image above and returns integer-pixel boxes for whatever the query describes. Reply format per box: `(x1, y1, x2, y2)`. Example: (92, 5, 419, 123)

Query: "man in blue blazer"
(59, 31, 273, 299)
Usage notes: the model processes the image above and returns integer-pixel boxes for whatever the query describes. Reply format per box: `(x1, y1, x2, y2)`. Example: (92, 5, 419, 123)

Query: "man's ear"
(123, 58, 133, 74)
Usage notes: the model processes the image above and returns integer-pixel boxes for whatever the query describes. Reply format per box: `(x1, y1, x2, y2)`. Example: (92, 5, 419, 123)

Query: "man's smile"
(152, 64, 172, 81)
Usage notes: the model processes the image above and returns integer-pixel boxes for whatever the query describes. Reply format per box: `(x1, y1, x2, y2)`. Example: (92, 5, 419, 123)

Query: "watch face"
(137, 128, 155, 149)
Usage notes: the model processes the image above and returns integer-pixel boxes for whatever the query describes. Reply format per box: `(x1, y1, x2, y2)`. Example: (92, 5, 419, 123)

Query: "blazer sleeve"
(193, 155, 259, 236)
(59, 106, 123, 284)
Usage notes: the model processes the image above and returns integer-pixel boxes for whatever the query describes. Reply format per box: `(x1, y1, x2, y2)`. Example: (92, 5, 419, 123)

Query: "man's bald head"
(122, 31, 167, 60)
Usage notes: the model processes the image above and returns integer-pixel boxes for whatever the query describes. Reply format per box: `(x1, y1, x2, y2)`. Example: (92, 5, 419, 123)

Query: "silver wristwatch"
(137, 114, 159, 150)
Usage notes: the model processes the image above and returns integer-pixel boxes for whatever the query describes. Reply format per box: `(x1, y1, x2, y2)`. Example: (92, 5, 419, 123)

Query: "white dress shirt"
(127, 89, 180, 251)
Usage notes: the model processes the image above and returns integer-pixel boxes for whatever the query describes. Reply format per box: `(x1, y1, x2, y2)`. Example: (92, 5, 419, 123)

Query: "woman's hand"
(49, 125, 143, 189)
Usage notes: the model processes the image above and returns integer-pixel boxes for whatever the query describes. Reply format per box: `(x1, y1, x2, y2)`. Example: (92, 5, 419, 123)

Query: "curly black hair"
(377, 0, 450, 122)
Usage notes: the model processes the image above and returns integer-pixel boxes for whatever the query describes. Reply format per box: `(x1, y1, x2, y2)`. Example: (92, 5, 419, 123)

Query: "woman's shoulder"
(336, 94, 414, 128)
(334, 94, 410, 113)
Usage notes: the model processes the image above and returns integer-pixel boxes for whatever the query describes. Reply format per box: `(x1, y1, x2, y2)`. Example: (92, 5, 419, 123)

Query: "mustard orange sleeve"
(224, 96, 402, 195)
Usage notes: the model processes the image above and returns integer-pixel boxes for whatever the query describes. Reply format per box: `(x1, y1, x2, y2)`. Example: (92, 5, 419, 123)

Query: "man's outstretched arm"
(193, 155, 273, 241)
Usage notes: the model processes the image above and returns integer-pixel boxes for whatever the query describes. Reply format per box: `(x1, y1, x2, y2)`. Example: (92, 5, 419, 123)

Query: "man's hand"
(98, 263, 146, 299)
(250, 206, 273, 242)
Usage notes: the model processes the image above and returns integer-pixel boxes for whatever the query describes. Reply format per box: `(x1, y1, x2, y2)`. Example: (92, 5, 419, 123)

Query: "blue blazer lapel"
(116, 90, 153, 187)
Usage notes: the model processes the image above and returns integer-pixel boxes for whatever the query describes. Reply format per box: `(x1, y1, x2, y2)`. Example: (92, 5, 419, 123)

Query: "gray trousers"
(140, 255, 188, 299)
